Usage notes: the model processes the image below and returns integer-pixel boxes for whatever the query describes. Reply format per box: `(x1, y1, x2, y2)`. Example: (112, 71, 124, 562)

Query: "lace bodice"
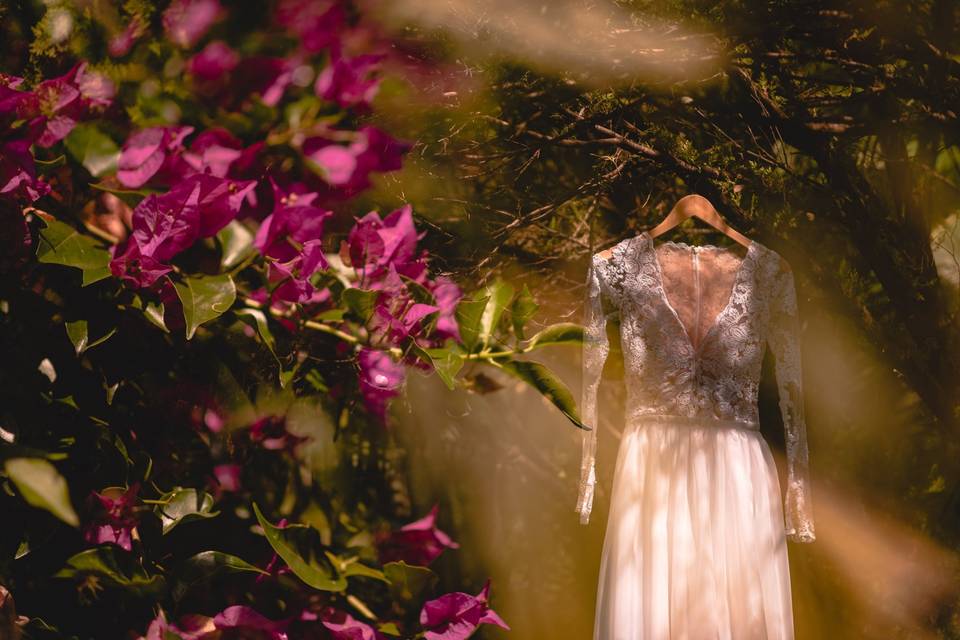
(578, 231, 815, 543)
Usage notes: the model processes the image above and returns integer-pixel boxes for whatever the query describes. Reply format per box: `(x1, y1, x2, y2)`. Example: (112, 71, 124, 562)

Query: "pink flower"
(212, 463, 241, 493)
(0, 139, 48, 202)
(109, 238, 174, 289)
(429, 277, 464, 343)
(276, 0, 344, 53)
(108, 17, 143, 57)
(248, 415, 309, 452)
(315, 48, 385, 110)
(303, 126, 410, 195)
(11, 63, 114, 148)
(377, 504, 459, 566)
(117, 125, 194, 188)
(236, 57, 298, 108)
(82, 483, 140, 552)
(358, 348, 405, 421)
(254, 182, 332, 261)
(163, 0, 222, 49)
(321, 606, 387, 640)
(110, 171, 255, 288)
(267, 239, 329, 304)
(75, 63, 116, 110)
(419, 579, 510, 640)
(139, 605, 290, 640)
(347, 204, 428, 285)
(187, 41, 240, 84)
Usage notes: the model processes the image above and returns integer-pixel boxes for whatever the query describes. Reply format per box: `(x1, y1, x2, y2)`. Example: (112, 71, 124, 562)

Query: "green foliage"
(35, 218, 112, 286)
(173, 274, 237, 340)
(4, 458, 80, 527)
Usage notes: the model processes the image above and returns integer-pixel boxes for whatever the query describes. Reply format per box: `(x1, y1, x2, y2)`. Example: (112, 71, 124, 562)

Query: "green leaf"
(217, 220, 255, 269)
(36, 218, 111, 285)
(131, 294, 169, 332)
(383, 561, 438, 603)
(492, 358, 589, 431)
(523, 322, 584, 350)
(399, 274, 437, 306)
(65, 319, 88, 355)
(324, 551, 388, 583)
(89, 181, 151, 207)
(54, 547, 165, 596)
(174, 273, 237, 339)
(65, 319, 116, 355)
(314, 308, 346, 322)
(252, 502, 347, 591)
(511, 284, 539, 340)
(34, 154, 66, 170)
(171, 551, 268, 602)
(4, 457, 79, 526)
(342, 287, 380, 324)
(64, 124, 120, 177)
(414, 344, 463, 390)
(479, 280, 515, 348)
(454, 296, 489, 353)
(235, 308, 283, 385)
(155, 488, 219, 534)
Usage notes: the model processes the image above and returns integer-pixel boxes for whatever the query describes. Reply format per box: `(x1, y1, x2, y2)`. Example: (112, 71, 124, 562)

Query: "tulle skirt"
(593, 415, 794, 640)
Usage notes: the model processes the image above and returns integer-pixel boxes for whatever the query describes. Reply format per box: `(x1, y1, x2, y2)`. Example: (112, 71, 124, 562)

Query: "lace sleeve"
(768, 259, 816, 543)
(577, 255, 612, 525)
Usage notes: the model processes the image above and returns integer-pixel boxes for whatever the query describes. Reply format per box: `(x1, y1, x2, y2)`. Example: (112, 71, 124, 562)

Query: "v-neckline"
(640, 230, 756, 355)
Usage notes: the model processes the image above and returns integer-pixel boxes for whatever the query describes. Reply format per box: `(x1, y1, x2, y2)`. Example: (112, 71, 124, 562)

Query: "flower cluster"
(0, 1, 511, 638)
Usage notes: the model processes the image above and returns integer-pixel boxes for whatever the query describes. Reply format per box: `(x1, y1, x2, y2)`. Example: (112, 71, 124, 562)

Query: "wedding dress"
(578, 231, 815, 640)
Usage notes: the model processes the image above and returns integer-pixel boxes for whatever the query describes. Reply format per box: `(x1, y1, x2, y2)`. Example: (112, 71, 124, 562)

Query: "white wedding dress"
(578, 231, 815, 640)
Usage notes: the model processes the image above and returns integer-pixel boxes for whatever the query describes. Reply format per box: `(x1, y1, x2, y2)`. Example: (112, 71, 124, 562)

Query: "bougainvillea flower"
(163, 0, 222, 49)
(75, 63, 116, 110)
(4, 63, 115, 149)
(213, 605, 290, 637)
(366, 289, 439, 344)
(303, 126, 410, 194)
(0, 139, 48, 201)
(108, 17, 143, 58)
(377, 504, 459, 566)
(358, 348, 405, 421)
(237, 56, 298, 108)
(315, 49, 386, 110)
(419, 579, 510, 640)
(117, 125, 194, 188)
(267, 238, 329, 304)
(109, 238, 174, 288)
(82, 483, 141, 552)
(254, 184, 332, 261)
(249, 415, 309, 452)
(110, 172, 254, 289)
(191, 173, 258, 237)
(212, 463, 241, 493)
(187, 41, 240, 84)
(130, 178, 203, 261)
(321, 606, 387, 640)
(140, 606, 290, 640)
(276, 0, 344, 53)
(428, 277, 463, 342)
(347, 204, 428, 284)
(182, 128, 245, 177)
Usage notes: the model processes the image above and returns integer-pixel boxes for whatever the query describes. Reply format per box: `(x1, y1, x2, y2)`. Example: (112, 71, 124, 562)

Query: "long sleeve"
(577, 256, 612, 525)
(767, 260, 816, 543)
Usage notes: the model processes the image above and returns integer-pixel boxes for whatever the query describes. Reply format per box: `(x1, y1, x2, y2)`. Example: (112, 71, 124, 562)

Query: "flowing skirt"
(593, 415, 794, 640)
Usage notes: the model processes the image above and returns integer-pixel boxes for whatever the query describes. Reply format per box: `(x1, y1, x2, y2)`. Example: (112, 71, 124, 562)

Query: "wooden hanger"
(598, 194, 750, 260)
